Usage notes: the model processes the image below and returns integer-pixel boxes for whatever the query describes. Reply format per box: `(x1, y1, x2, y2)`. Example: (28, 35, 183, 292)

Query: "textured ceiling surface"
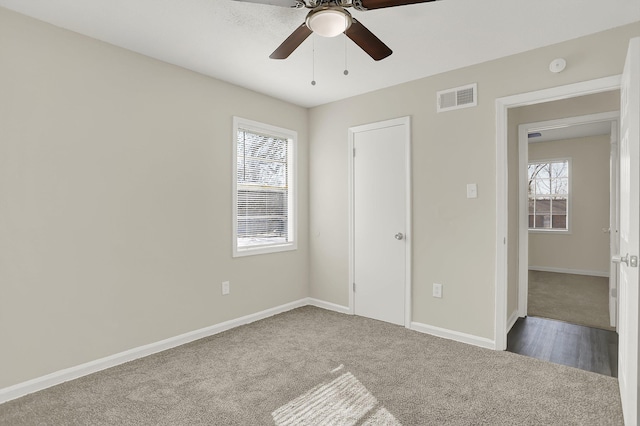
(1, 0, 639, 107)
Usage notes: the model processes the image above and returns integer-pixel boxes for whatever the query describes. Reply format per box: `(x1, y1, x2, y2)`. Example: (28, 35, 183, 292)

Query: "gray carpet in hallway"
(528, 270, 614, 330)
(0, 306, 623, 425)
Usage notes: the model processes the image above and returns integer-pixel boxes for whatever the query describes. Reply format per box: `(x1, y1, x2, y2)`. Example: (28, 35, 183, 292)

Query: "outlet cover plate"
(433, 283, 443, 298)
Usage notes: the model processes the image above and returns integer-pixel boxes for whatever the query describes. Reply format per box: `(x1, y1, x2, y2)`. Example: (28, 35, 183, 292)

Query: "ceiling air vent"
(437, 83, 477, 113)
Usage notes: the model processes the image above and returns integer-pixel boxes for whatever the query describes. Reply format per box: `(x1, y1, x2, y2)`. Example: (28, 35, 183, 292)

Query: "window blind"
(236, 128, 289, 247)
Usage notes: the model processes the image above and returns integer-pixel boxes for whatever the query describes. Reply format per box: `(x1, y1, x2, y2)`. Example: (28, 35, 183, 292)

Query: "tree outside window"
(528, 160, 569, 231)
(232, 117, 297, 257)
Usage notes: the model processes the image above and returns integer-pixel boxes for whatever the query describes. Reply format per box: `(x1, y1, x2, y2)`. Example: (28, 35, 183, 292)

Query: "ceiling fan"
(233, 0, 436, 61)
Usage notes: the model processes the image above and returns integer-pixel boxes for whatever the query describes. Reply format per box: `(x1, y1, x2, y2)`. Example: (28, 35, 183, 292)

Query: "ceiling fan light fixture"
(306, 8, 352, 38)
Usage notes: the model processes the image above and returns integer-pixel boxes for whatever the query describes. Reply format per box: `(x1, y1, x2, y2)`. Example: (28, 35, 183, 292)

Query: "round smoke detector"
(549, 58, 567, 73)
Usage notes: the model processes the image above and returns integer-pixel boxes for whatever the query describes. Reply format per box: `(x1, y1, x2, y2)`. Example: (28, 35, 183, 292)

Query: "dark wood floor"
(507, 316, 618, 377)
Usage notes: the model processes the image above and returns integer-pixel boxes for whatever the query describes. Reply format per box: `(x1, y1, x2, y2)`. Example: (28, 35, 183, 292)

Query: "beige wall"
(309, 23, 640, 340)
(0, 8, 309, 388)
(2, 3, 639, 391)
(528, 135, 611, 273)
(506, 92, 620, 318)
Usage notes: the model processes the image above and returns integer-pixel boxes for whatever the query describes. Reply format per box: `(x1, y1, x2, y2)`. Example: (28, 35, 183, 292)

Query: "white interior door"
(609, 123, 620, 329)
(616, 36, 640, 426)
(350, 117, 410, 326)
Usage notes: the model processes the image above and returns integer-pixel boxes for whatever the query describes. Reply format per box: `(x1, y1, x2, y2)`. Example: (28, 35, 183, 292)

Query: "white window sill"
(233, 242, 297, 257)
(528, 229, 571, 235)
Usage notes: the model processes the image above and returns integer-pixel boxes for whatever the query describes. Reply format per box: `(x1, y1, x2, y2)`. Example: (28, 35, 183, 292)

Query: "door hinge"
(353, 148, 356, 157)
(353, 282, 356, 292)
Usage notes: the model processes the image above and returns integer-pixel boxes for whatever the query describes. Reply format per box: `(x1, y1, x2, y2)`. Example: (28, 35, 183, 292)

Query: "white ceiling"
(1, 0, 638, 108)
(528, 121, 613, 143)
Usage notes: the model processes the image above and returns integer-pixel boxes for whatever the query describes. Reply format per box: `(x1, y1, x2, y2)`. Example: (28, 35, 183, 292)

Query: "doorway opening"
(508, 106, 621, 377)
(497, 38, 640, 425)
(495, 76, 622, 349)
(517, 110, 620, 329)
(495, 81, 623, 376)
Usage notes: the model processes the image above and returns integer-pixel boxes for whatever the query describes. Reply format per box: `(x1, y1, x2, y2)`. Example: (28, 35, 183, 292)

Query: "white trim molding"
(410, 322, 496, 350)
(528, 266, 610, 278)
(507, 310, 520, 334)
(0, 298, 309, 404)
(306, 298, 351, 314)
(517, 111, 619, 317)
(232, 116, 298, 258)
(1, 297, 493, 405)
(495, 75, 622, 350)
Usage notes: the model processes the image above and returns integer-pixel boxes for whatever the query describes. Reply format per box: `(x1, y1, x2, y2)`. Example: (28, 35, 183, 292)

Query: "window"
(233, 117, 297, 256)
(528, 159, 569, 231)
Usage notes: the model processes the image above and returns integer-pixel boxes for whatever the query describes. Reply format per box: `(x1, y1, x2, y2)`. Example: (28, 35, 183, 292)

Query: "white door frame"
(517, 111, 620, 319)
(348, 116, 412, 327)
(609, 120, 621, 329)
(495, 75, 621, 350)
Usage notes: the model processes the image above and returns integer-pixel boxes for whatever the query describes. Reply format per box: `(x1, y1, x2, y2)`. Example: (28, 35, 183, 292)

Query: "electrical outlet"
(433, 283, 443, 298)
(222, 281, 230, 295)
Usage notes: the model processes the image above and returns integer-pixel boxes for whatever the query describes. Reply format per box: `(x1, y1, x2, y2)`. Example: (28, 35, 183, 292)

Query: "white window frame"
(527, 157, 571, 234)
(232, 117, 297, 257)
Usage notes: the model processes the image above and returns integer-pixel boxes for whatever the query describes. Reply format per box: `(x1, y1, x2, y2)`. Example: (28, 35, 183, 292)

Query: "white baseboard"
(1, 298, 496, 405)
(0, 298, 308, 404)
(528, 266, 609, 278)
(410, 322, 496, 350)
(507, 310, 520, 333)
(306, 297, 351, 314)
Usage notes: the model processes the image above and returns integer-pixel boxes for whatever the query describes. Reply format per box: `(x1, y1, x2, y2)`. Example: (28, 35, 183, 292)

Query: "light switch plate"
(466, 183, 478, 199)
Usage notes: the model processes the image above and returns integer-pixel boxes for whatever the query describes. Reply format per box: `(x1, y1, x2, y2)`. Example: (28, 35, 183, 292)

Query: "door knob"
(613, 253, 639, 267)
(395, 233, 404, 240)
(612, 254, 629, 266)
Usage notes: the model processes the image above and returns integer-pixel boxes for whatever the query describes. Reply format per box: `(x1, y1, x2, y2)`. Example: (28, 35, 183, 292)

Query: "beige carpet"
(528, 270, 614, 331)
(0, 306, 623, 425)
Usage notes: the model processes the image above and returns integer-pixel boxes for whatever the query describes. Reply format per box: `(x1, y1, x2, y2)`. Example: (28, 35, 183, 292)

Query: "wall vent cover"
(437, 83, 477, 112)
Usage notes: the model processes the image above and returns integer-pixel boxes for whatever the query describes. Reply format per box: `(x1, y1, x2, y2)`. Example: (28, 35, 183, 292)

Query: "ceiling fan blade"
(270, 23, 313, 59)
(232, 0, 303, 8)
(345, 19, 392, 61)
(357, 0, 436, 10)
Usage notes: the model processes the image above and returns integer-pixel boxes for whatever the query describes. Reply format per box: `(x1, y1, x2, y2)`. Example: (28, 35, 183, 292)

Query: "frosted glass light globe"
(307, 9, 351, 38)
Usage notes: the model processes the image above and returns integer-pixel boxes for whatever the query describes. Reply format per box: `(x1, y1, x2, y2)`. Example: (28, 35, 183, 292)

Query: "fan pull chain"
(311, 35, 316, 86)
(344, 32, 349, 76)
